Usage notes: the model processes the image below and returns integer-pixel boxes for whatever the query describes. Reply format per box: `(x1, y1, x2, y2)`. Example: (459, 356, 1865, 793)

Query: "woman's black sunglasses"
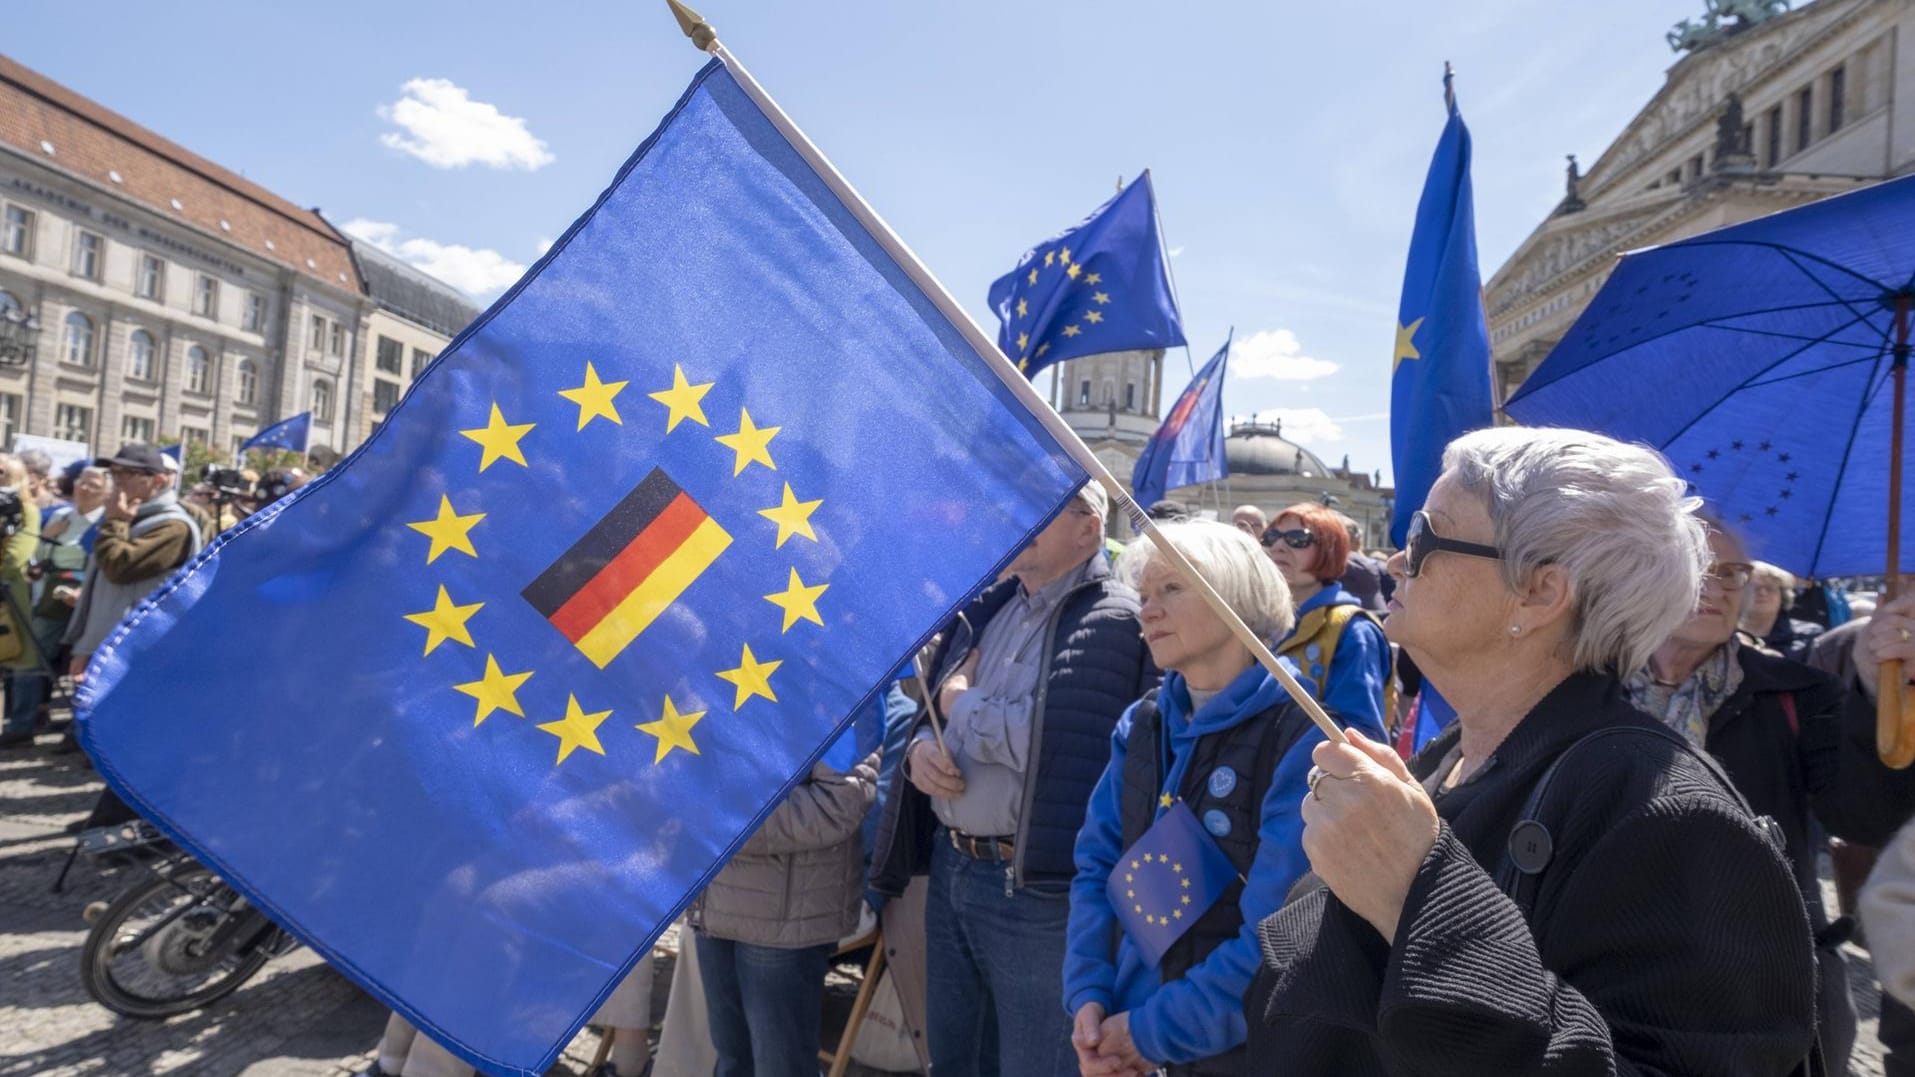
(1403, 510, 1502, 578)
(1260, 528, 1314, 550)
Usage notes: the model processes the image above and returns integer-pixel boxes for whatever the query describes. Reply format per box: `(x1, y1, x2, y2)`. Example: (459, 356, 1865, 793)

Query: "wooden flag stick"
(666, 2, 1348, 746)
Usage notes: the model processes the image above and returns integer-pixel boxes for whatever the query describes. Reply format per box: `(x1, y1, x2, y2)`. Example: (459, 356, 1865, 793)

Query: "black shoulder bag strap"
(1493, 723, 1816, 1077)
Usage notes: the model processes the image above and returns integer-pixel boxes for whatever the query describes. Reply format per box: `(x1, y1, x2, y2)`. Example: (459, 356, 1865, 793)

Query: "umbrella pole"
(1880, 295, 1914, 768)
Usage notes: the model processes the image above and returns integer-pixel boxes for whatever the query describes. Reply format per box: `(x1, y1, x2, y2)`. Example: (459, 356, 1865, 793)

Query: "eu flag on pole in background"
(1131, 335, 1229, 509)
(988, 172, 1185, 381)
(77, 59, 1085, 1077)
(239, 411, 312, 456)
(1389, 67, 1493, 547)
(159, 443, 182, 463)
(1106, 800, 1236, 967)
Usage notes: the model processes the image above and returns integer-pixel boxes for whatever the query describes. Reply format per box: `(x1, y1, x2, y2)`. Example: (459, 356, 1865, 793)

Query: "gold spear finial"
(666, 0, 718, 51)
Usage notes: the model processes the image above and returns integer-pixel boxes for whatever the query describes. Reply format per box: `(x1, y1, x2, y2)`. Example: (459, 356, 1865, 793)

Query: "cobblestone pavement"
(0, 728, 1896, 1075)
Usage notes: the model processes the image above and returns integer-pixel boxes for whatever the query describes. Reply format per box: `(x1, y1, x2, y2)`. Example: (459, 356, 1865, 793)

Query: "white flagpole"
(670, 2, 1345, 745)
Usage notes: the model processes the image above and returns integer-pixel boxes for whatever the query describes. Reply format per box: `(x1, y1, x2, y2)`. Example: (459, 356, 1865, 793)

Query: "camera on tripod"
(201, 465, 254, 501)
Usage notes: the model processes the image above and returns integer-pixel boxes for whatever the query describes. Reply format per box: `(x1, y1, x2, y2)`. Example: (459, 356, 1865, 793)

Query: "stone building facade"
(0, 53, 476, 466)
(1488, 0, 1915, 400)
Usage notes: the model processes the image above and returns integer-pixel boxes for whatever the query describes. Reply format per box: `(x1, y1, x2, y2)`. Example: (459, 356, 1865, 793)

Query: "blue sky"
(13, 0, 1707, 483)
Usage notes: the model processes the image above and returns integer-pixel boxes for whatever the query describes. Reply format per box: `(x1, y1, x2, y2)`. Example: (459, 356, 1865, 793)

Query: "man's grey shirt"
(927, 557, 1095, 837)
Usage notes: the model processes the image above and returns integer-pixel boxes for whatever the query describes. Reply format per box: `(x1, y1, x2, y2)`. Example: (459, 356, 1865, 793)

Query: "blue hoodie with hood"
(1063, 660, 1378, 1065)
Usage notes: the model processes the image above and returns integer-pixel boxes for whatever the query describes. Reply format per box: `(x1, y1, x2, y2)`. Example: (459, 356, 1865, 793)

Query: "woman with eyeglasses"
(1261, 502, 1391, 743)
(1245, 426, 1817, 1075)
(1740, 561, 1824, 661)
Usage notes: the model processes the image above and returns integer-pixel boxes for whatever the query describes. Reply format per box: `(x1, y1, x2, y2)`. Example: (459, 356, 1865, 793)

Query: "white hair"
(1748, 560, 1796, 610)
(1115, 520, 1295, 641)
(1441, 426, 1708, 675)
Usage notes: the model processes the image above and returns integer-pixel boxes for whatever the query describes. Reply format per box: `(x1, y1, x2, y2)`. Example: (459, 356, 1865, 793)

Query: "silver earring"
(1508, 624, 1522, 636)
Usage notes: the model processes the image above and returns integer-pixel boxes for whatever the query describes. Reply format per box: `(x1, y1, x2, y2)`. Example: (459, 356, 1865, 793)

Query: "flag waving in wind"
(1389, 67, 1493, 546)
(1131, 335, 1230, 509)
(239, 411, 312, 456)
(989, 173, 1185, 380)
(77, 57, 1085, 1077)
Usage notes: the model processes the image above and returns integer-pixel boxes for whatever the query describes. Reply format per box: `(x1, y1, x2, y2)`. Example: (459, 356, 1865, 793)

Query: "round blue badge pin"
(1305, 643, 1323, 660)
(1203, 809, 1232, 838)
(1207, 765, 1238, 799)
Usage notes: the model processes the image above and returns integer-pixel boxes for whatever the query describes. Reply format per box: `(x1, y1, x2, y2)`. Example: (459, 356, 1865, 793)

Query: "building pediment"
(1581, 0, 1871, 199)
(1486, 203, 1671, 315)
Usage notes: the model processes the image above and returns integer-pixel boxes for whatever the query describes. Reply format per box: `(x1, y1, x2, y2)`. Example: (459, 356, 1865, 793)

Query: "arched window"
(186, 345, 211, 394)
(127, 330, 155, 381)
(311, 377, 333, 421)
(236, 358, 258, 406)
(63, 312, 94, 367)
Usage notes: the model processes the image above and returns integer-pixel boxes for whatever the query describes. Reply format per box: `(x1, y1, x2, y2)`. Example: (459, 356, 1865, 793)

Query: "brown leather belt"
(947, 829, 1015, 861)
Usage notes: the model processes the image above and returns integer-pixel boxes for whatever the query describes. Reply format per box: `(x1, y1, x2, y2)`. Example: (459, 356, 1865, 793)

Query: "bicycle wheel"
(79, 862, 275, 1019)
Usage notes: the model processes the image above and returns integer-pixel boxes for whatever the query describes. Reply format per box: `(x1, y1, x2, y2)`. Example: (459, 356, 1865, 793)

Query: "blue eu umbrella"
(1504, 174, 1915, 765)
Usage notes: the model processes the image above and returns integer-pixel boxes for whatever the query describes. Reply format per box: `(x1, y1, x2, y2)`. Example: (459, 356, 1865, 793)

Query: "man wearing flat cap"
(63, 444, 204, 679)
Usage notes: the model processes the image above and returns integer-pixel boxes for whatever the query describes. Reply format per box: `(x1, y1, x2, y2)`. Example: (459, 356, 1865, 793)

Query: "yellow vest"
(1276, 601, 1395, 724)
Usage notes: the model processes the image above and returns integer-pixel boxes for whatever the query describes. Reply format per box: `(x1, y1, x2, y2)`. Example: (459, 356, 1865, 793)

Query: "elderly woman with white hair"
(1247, 427, 1817, 1075)
(1062, 520, 1385, 1077)
(1741, 560, 1825, 660)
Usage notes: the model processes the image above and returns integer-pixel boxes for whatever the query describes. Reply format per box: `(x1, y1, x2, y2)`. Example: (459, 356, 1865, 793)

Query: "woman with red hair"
(1261, 502, 1391, 737)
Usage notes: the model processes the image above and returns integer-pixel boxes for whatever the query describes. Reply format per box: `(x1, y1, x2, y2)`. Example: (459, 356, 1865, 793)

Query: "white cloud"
(1168, 245, 1186, 258)
(1230, 328, 1341, 381)
(343, 218, 527, 300)
(377, 78, 554, 171)
(534, 236, 554, 257)
(1248, 407, 1346, 445)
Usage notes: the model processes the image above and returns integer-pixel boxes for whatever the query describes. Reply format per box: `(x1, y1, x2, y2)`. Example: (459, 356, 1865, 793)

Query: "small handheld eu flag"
(1106, 800, 1236, 967)
(239, 411, 312, 456)
(988, 173, 1185, 381)
(1389, 66, 1494, 547)
(77, 56, 1085, 1077)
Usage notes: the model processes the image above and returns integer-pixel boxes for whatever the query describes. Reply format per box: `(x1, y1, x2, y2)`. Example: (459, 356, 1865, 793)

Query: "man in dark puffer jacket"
(869, 481, 1155, 1077)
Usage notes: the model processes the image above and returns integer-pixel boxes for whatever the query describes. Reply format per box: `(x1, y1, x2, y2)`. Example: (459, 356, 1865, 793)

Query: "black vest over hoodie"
(1117, 688, 1312, 1077)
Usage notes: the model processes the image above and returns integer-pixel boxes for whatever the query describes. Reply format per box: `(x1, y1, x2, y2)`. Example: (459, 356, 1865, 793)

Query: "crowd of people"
(343, 427, 1915, 1077)
(18, 427, 1915, 1077)
(0, 442, 307, 750)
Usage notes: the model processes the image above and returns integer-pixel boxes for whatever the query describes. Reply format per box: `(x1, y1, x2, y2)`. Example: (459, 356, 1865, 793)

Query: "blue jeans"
(925, 837, 1075, 1077)
(695, 932, 833, 1077)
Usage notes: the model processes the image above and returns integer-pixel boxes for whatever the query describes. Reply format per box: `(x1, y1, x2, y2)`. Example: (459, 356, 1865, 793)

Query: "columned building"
(1488, 0, 1915, 401)
(349, 238, 479, 441)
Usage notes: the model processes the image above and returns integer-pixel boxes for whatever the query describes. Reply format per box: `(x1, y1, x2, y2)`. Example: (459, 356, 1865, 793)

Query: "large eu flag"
(77, 59, 1084, 1077)
(988, 173, 1185, 381)
(1389, 69, 1493, 546)
(1130, 336, 1229, 508)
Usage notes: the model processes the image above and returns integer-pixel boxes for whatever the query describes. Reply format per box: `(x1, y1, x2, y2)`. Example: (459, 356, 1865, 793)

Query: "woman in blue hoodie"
(1063, 521, 1386, 1076)
(1262, 501, 1392, 739)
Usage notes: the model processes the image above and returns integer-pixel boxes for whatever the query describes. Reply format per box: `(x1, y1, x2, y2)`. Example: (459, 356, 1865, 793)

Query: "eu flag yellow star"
(558, 362, 628, 430)
(1394, 317, 1425, 371)
(715, 408, 780, 475)
(757, 483, 822, 547)
(1043, 250, 1056, 267)
(716, 643, 782, 709)
(406, 495, 485, 564)
(1084, 272, 1102, 285)
(764, 568, 828, 632)
(1016, 299, 1029, 317)
(1016, 332, 1030, 351)
(1062, 324, 1082, 338)
(537, 694, 612, 764)
(1085, 310, 1104, 324)
(1027, 268, 1038, 285)
(637, 695, 704, 763)
(649, 364, 714, 432)
(460, 404, 535, 472)
(1066, 263, 1081, 279)
(1092, 291, 1111, 304)
(404, 585, 483, 655)
(453, 654, 533, 726)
